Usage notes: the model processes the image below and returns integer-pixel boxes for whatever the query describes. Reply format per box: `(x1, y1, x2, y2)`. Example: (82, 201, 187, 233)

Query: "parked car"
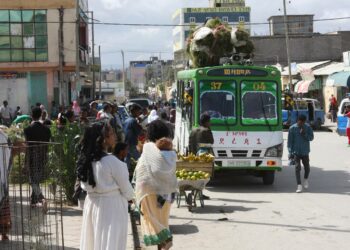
(127, 98, 152, 109)
(282, 98, 325, 130)
(337, 95, 350, 136)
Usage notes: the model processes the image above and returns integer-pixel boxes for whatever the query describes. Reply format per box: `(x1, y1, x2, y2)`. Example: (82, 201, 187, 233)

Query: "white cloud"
(100, 0, 129, 9)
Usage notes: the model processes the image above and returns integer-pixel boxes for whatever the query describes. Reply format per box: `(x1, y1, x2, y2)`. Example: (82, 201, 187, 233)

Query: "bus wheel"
(262, 171, 275, 185)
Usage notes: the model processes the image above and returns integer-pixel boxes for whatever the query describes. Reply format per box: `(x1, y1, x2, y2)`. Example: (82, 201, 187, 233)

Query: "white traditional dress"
(80, 155, 134, 250)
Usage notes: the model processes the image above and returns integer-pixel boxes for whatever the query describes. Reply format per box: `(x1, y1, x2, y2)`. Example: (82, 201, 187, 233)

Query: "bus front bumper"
(214, 158, 282, 171)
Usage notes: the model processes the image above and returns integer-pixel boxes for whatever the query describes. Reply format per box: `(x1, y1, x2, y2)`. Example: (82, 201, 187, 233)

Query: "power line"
(63, 47, 173, 54)
(92, 16, 350, 27)
(31, 15, 350, 27)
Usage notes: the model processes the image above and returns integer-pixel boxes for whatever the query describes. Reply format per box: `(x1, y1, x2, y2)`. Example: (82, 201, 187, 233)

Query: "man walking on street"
(288, 115, 314, 193)
(0, 101, 12, 127)
(124, 104, 143, 170)
(329, 94, 338, 123)
(24, 107, 51, 211)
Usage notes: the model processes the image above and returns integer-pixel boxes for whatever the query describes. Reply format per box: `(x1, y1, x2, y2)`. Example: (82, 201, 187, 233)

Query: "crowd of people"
(0, 97, 179, 249)
(1, 95, 349, 248)
(75, 102, 178, 250)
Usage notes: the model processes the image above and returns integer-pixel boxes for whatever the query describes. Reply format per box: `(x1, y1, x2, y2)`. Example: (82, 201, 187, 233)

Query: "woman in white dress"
(78, 122, 134, 250)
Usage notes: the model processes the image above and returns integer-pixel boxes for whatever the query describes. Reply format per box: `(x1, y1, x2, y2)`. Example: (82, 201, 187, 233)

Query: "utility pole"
(283, 0, 293, 92)
(75, 0, 80, 102)
(99, 45, 102, 99)
(58, 7, 65, 106)
(121, 50, 125, 99)
(91, 11, 96, 100)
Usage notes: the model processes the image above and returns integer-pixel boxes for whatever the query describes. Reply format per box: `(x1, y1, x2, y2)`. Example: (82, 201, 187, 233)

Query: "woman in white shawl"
(135, 120, 177, 250)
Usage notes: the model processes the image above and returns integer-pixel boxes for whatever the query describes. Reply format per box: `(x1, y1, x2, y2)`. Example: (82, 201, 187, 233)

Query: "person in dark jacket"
(24, 107, 51, 209)
(189, 114, 214, 154)
(189, 113, 214, 200)
(124, 104, 142, 170)
(287, 114, 314, 193)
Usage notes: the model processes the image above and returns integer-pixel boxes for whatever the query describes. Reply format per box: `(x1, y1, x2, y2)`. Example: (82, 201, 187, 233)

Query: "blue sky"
(88, 0, 350, 69)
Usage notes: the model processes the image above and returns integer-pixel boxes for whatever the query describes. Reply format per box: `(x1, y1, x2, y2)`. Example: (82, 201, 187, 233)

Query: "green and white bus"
(175, 65, 283, 185)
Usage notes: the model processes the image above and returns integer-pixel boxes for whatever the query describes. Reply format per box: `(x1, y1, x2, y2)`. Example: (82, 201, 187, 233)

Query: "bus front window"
(241, 81, 278, 125)
(200, 91, 235, 120)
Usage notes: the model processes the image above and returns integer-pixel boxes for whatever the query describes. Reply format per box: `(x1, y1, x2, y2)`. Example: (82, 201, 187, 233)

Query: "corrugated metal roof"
(313, 62, 350, 75)
(281, 61, 330, 76)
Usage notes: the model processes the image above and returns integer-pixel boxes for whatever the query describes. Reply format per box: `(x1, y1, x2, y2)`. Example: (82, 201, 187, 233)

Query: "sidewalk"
(62, 206, 134, 250)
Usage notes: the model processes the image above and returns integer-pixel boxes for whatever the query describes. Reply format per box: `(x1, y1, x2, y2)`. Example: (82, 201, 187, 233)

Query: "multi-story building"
(129, 61, 149, 93)
(268, 15, 314, 36)
(0, 0, 90, 114)
(129, 57, 174, 94)
(173, 0, 250, 68)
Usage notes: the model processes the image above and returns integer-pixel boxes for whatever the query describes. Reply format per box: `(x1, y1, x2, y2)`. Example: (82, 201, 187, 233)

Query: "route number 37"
(253, 82, 266, 91)
(211, 82, 222, 90)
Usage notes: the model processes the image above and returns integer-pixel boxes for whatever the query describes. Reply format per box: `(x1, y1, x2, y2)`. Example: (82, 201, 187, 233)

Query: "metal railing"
(0, 142, 65, 250)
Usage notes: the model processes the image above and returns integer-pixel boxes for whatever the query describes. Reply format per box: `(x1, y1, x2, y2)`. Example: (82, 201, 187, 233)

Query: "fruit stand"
(176, 154, 214, 211)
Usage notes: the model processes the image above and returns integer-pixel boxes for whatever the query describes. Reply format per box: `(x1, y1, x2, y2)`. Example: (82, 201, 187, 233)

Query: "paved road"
(167, 131, 350, 250)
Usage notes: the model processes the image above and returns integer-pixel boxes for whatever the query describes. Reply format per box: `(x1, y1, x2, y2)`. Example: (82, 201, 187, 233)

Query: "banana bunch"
(177, 152, 215, 163)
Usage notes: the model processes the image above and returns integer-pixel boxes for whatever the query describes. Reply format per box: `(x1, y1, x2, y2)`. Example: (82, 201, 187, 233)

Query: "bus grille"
(217, 150, 228, 157)
(231, 150, 248, 157)
(252, 150, 262, 157)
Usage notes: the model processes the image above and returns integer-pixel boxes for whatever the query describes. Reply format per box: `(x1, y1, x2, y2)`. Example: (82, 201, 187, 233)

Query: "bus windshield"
(241, 81, 278, 125)
(199, 80, 236, 124)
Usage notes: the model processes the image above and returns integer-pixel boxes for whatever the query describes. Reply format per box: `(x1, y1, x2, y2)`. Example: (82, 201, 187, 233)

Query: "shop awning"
(326, 71, 350, 87)
(294, 80, 313, 93)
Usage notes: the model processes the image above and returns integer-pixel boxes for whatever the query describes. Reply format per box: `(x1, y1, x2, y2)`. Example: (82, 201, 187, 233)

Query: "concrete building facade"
(0, 0, 89, 114)
(129, 57, 174, 94)
(252, 31, 350, 66)
(268, 15, 314, 36)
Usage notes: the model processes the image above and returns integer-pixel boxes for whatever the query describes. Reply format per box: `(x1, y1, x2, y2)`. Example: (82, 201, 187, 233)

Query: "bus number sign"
(253, 82, 266, 91)
(211, 82, 222, 90)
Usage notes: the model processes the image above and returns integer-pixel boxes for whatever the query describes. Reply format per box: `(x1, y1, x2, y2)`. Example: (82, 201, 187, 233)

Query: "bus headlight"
(265, 143, 283, 157)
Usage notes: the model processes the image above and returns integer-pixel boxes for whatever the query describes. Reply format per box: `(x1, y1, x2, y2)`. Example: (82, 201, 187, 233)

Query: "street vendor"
(188, 114, 214, 200)
(189, 113, 214, 154)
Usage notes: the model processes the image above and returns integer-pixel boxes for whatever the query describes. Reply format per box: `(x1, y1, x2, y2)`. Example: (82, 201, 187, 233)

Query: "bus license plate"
(227, 160, 251, 167)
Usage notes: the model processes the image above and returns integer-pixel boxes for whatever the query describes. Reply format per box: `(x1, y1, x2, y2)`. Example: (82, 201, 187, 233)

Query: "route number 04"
(253, 82, 266, 91)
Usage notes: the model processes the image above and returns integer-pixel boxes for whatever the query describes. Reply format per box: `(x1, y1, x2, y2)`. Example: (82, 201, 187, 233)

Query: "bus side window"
(183, 80, 194, 129)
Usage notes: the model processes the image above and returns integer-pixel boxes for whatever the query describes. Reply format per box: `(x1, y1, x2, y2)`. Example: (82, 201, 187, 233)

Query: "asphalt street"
(166, 131, 350, 250)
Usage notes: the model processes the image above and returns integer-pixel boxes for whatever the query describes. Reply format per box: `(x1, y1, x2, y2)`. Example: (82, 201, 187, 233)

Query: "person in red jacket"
(344, 105, 350, 146)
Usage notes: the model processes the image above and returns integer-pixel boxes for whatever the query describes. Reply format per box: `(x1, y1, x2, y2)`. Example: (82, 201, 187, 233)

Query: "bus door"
(337, 99, 350, 136)
(296, 100, 309, 122)
(306, 101, 315, 122)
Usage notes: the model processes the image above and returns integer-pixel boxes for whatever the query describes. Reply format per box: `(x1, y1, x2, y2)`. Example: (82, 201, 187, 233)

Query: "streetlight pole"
(121, 50, 125, 98)
(91, 11, 96, 100)
(99, 45, 102, 99)
(75, 0, 80, 102)
(283, 0, 293, 92)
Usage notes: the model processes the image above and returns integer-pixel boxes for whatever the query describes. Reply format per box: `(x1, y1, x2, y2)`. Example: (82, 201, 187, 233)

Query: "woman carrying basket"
(135, 120, 177, 250)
